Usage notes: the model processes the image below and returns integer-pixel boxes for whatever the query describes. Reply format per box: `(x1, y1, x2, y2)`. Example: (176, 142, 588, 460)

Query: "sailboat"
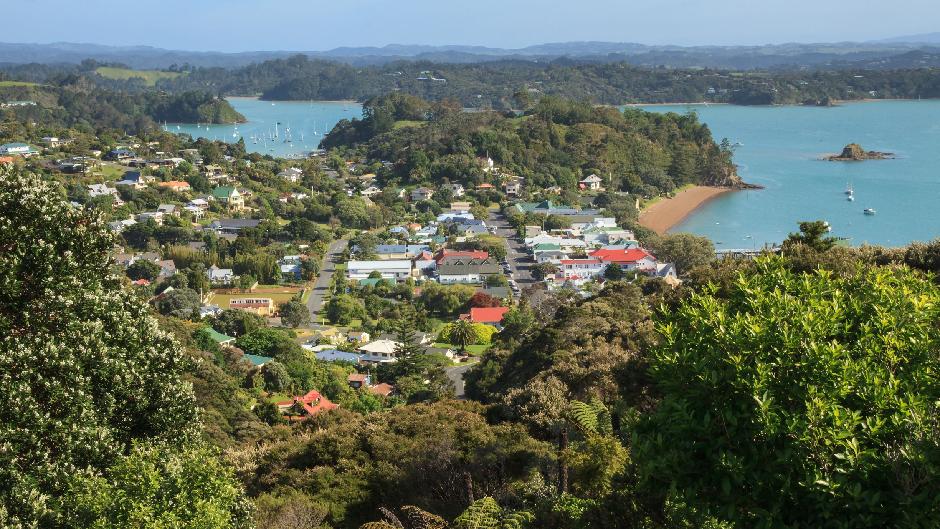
(844, 183, 854, 196)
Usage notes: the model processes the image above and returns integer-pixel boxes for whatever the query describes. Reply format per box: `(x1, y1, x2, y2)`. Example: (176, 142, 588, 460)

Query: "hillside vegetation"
(322, 94, 741, 197)
(95, 66, 183, 86)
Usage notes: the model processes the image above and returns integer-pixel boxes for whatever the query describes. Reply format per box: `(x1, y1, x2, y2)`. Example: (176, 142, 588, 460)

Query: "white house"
(346, 260, 413, 281)
(559, 259, 606, 280)
(361, 185, 382, 197)
(446, 183, 465, 197)
(206, 265, 235, 285)
(358, 339, 401, 363)
(0, 143, 35, 156)
(579, 174, 604, 191)
(278, 167, 303, 182)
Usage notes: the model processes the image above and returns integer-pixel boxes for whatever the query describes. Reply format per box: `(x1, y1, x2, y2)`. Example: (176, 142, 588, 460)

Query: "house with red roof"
(434, 249, 489, 265)
(589, 248, 657, 272)
(462, 306, 510, 327)
(275, 389, 338, 421)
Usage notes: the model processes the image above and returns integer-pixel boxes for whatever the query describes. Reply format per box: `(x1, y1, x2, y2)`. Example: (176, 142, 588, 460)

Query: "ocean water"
(641, 101, 940, 248)
(168, 97, 363, 158)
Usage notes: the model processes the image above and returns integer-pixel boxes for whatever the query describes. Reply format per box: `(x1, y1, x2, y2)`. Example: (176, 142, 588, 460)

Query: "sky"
(3, 0, 938, 51)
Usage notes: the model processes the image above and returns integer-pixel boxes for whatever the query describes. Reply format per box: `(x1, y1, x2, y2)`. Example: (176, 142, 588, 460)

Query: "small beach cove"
(641, 100, 940, 247)
(639, 186, 734, 234)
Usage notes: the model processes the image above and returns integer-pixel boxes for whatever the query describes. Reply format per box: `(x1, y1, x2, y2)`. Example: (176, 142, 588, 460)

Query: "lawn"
(432, 342, 491, 355)
(95, 66, 183, 86)
(0, 80, 39, 87)
(208, 285, 305, 308)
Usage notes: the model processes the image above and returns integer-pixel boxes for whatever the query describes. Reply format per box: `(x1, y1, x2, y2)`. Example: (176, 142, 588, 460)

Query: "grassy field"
(95, 67, 183, 86)
(0, 80, 39, 87)
(432, 342, 491, 355)
(208, 285, 304, 309)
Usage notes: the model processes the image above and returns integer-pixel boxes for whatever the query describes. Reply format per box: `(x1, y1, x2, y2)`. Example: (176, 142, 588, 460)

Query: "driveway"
(306, 238, 348, 324)
(488, 211, 535, 285)
(446, 364, 472, 398)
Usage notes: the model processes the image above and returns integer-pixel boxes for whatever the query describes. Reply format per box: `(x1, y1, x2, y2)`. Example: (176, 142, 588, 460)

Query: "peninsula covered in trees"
(322, 94, 743, 198)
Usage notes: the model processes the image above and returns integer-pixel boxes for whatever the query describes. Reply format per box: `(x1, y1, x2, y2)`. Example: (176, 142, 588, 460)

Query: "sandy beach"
(639, 186, 735, 234)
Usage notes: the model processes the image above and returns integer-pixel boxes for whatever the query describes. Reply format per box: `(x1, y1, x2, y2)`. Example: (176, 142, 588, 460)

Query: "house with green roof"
(0, 142, 37, 157)
(243, 354, 273, 367)
(202, 327, 236, 346)
(211, 186, 244, 211)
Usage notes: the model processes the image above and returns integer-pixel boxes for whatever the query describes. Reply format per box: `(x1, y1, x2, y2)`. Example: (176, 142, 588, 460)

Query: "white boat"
(847, 195, 855, 202)
(845, 183, 854, 196)
(864, 208, 876, 216)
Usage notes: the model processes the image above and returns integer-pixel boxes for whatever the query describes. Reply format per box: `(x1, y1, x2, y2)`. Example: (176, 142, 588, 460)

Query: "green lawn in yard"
(0, 80, 39, 87)
(432, 342, 491, 355)
(95, 67, 183, 86)
(392, 120, 424, 130)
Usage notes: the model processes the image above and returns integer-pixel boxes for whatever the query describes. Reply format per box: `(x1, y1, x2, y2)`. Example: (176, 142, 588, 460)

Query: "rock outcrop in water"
(702, 163, 764, 189)
(826, 143, 893, 161)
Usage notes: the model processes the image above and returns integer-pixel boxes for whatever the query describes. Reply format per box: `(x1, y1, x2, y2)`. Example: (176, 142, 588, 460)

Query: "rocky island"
(826, 143, 894, 161)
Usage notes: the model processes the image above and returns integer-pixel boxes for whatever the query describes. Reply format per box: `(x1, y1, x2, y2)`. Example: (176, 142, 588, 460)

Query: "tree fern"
(452, 497, 502, 529)
(401, 505, 448, 529)
(360, 523, 402, 529)
(568, 399, 611, 435)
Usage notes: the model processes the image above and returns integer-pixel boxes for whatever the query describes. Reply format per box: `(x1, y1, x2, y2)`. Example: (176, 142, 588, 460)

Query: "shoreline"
(226, 95, 360, 104)
(639, 186, 736, 234)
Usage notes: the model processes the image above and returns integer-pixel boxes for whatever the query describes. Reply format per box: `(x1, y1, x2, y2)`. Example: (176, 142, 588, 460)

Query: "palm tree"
(449, 319, 479, 353)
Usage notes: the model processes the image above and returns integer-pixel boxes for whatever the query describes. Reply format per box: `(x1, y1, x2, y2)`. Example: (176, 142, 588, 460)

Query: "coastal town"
(1, 124, 693, 411)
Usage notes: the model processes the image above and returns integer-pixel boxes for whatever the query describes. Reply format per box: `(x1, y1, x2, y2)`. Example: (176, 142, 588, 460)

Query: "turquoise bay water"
(642, 101, 940, 248)
(168, 98, 362, 158)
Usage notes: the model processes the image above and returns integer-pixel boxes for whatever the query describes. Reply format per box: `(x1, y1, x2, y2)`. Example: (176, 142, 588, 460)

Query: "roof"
(212, 186, 238, 198)
(469, 306, 510, 324)
(370, 383, 396, 397)
(435, 250, 489, 265)
(203, 327, 235, 344)
(348, 373, 369, 383)
(590, 248, 655, 264)
(159, 180, 191, 189)
(243, 354, 273, 366)
(347, 260, 413, 270)
(561, 259, 603, 265)
(315, 350, 365, 363)
(359, 339, 400, 355)
(276, 389, 338, 417)
(438, 262, 501, 276)
(210, 218, 260, 229)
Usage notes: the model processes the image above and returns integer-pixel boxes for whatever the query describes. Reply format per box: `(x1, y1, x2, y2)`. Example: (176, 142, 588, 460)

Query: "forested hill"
(322, 94, 742, 196)
(0, 83, 244, 133)
(142, 55, 940, 108)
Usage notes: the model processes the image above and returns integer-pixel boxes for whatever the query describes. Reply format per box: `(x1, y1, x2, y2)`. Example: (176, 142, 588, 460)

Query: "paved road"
(446, 364, 472, 398)
(306, 238, 349, 324)
(488, 211, 535, 286)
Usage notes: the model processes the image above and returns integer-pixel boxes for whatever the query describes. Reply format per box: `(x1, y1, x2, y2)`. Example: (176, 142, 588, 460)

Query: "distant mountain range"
(1, 37, 939, 70)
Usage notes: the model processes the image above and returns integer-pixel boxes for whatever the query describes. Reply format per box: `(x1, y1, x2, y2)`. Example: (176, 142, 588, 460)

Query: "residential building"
(559, 259, 606, 280)
(0, 143, 36, 158)
(277, 167, 303, 182)
(157, 204, 178, 217)
(435, 249, 489, 265)
(410, 187, 435, 202)
(437, 259, 500, 284)
(590, 248, 658, 273)
(358, 339, 401, 363)
(158, 180, 192, 193)
(446, 183, 466, 197)
(211, 186, 244, 211)
(348, 331, 371, 343)
(104, 149, 136, 161)
(465, 306, 510, 326)
(209, 218, 261, 235)
(229, 297, 276, 317)
(374, 244, 431, 260)
(202, 327, 235, 347)
(156, 260, 177, 278)
(579, 174, 604, 191)
(115, 170, 150, 189)
(503, 178, 523, 196)
(361, 185, 382, 197)
(346, 260, 413, 281)
(206, 265, 235, 285)
(276, 390, 338, 420)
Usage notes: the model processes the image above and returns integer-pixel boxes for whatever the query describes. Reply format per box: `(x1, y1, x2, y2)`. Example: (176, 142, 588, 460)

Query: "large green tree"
(0, 168, 245, 526)
(636, 257, 940, 527)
